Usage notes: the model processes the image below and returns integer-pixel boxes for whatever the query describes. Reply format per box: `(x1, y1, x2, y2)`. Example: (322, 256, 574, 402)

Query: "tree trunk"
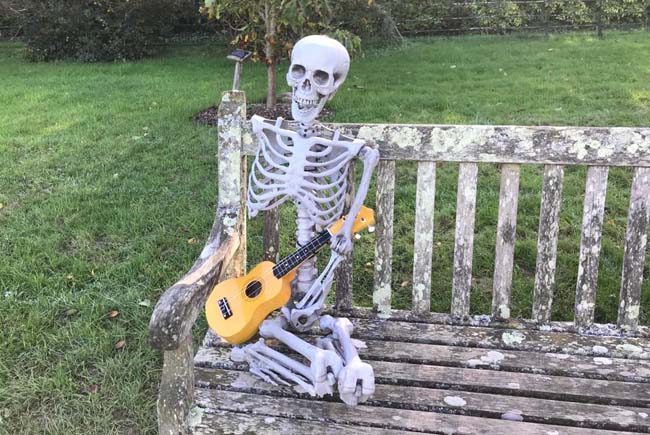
(266, 62, 277, 108)
(264, 0, 277, 109)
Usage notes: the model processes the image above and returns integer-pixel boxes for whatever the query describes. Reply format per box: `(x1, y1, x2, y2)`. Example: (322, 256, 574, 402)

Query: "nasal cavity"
(301, 79, 311, 91)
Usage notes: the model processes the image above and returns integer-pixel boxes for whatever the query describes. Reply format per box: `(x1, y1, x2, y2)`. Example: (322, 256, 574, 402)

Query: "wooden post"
(574, 166, 608, 328)
(451, 163, 478, 318)
(532, 165, 564, 323)
(335, 165, 356, 311)
(618, 167, 650, 331)
(492, 164, 520, 320)
(263, 208, 280, 263)
(412, 162, 436, 314)
(373, 160, 395, 316)
(543, 0, 550, 37)
(596, 0, 604, 38)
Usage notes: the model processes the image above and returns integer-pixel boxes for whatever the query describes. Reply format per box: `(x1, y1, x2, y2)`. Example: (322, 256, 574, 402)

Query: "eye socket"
(313, 70, 330, 86)
(290, 64, 305, 79)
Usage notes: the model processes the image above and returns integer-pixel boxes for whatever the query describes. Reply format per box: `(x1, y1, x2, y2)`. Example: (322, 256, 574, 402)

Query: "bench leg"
(158, 336, 194, 435)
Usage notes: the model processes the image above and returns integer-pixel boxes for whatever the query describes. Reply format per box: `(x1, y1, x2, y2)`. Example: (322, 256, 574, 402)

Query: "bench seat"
(189, 309, 650, 435)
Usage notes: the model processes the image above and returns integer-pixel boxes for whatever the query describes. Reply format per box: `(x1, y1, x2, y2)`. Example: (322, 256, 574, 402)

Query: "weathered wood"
(334, 305, 650, 337)
(339, 318, 650, 359)
(373, 160, 395, 316)
(195, 389, 637, 435)
(158, 336, 194, 435)
(335, 164, 356, 311)
(241, 123, 650, 167)
(451, 163, 478, 317)
(195, 368, 650, 432)
(412, 161, 436, 314)
(263, 208, 280, 263)
(149, 91, 246, 351)
(618, 167, 650, 330)
(575, 166, 609, 328)
(191, 409, 417, 435)
(198, 354, 650, 407)
(492, 164, 521, 320)
(224, 156, 248, 279)
(533, 165, 565, 323)
(197, 337, 650, 383)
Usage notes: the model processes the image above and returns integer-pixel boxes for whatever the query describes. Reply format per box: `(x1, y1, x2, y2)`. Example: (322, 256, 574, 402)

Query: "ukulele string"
(221, 230, 331, 302)
(218, 214, 370, 303)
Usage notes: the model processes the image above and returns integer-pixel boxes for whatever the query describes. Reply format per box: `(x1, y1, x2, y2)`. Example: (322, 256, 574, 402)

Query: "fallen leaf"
(64, 308, 78, 317)
(138, 299, 151, 307)
(187, 237, 197, 245)
(66, 274, 75, 281)
(400, 280, 411, 288)
(108, 310, 119, 319)
(115, 340, 126, 350)
(86, 384, 99, 394)
(0, 203, 4, 210)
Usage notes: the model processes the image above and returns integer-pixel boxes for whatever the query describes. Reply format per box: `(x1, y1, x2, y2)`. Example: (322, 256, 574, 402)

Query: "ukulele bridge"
(218, 297, 233, 319)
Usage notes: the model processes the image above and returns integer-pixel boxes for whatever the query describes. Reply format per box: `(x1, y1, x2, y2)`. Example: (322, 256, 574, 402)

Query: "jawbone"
(291, 95, 328, 126)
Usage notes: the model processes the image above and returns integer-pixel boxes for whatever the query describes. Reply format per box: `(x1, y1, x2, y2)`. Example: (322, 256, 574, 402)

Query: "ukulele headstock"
(329, 206, 375, 236)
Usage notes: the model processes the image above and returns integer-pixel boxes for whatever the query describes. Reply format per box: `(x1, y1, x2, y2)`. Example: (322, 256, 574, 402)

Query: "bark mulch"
(194, 103, 334, 127)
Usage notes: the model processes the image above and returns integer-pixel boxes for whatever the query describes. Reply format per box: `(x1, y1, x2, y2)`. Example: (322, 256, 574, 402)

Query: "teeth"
(294, 96, 320, 108)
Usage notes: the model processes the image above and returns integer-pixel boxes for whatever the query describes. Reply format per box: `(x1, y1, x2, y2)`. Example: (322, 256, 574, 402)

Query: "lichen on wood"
(492, 164, 521, 320)
(533, 165, 565, 323)
(412, 161, 436, 314)
(241, 123, 650, 167)
(574, 166, 609, 328)
(373, 160, 395, 317)
(451, 163, 478, 318)
(618, 167, 650, 330)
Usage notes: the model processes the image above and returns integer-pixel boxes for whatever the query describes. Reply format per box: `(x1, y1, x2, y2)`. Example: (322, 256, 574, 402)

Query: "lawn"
(1, 31, 650, 433)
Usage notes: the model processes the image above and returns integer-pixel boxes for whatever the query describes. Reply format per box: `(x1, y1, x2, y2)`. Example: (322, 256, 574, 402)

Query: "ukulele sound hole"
(245, 280, 263, 298)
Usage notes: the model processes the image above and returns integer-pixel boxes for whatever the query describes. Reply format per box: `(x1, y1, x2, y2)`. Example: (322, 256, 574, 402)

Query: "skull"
(286, 35, 350, 126)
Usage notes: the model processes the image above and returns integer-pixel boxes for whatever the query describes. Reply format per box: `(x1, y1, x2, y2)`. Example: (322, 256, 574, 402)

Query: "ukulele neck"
(272, 230, 332, 278)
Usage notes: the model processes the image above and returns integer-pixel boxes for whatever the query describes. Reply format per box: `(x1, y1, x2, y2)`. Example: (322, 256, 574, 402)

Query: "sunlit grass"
(1, 30, 650, 433)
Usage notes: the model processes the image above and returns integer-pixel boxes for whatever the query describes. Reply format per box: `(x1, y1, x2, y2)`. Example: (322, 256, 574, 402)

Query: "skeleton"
(231, 35, 379, 405)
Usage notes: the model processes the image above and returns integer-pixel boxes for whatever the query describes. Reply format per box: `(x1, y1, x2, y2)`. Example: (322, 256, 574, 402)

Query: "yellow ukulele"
(205, 206, 375, 345)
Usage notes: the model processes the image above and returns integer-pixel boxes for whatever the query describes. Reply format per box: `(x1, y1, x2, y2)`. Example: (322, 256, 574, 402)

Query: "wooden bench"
(149, 90, 650, 435)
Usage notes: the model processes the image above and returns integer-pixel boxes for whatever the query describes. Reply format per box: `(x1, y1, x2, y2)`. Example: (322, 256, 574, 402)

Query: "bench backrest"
(217, 91, 650, 332)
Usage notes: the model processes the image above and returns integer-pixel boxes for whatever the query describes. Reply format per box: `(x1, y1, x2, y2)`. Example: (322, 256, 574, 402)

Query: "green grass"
(1, 31, 650, 433)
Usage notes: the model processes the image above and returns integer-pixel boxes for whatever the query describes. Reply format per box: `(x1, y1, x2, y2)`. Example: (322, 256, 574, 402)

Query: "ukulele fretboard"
(272, 230, 331, 278)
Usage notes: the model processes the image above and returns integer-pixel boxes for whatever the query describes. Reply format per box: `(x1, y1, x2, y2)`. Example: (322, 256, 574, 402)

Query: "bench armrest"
(149, 209, 242, 351)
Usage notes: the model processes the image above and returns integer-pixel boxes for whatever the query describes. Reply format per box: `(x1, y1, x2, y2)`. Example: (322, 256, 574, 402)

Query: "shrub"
(23, 0, 195, 62)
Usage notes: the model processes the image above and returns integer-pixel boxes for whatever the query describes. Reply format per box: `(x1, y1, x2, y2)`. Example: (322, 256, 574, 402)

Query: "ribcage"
(247, 117, 360, 229)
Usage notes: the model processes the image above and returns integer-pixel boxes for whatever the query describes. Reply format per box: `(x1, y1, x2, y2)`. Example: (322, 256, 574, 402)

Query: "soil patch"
(193, 103, 334, 127)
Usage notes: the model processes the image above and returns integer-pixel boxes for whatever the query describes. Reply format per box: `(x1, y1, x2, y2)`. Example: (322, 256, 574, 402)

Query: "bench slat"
(492, 164, 521, 320)
(262, 208, 280, 263)
(194, 388, 639, 435)
(533, 165, 565, 323)
(192, 409, 418, 435)
(575, 166, 609, 328)
(241, 123, 650, 167)
(452, 163, 478, 317)
(373, 160, 396, 316)
(412, 161, 436, 313)
(618, 167, 650, 331)
(197, 352, 649, 407)
(343, 318, 650, 359)
(195, 368, 650, 432)
(197, 337, 650, 383)
(335, 165, 357, 310)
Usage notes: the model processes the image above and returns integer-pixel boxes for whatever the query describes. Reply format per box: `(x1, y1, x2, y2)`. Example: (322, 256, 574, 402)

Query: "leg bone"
(320, 315, 375, 406)
(258, 318, 343, 396)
